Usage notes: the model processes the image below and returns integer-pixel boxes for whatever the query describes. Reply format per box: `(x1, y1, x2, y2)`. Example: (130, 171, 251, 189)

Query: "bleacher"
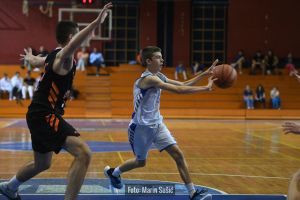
(0, 64, 300, 119)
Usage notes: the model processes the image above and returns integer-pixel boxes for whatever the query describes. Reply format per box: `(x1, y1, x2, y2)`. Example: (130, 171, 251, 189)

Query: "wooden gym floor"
(0, 118, 298, 196)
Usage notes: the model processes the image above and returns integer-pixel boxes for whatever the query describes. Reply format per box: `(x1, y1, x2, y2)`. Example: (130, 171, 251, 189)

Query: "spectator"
(285, 52, 298, 76)
(175, 61, 187, 80)
(70, 86, 80, 100)
(89, 47, 105, 76)
(0, 73, 13, 100)
(11, 71, 23, 100)
(270, 86, 281, 109)
(38, 45, 49, 57)
(128, 50, 142, 65)
(255, 84, 266, 108)
(191, 61, 205, 75)
(264, 50, 279, 75)
(250, 51, 265, 75)
(231, 50, 245, 75)
(76, 47, 89, 71)
(243, 85, 254, 109)
(22, 71, 36, 100)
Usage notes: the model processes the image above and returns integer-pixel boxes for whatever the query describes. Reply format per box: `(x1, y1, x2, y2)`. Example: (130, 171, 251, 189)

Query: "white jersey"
(131, 70, 167, 126)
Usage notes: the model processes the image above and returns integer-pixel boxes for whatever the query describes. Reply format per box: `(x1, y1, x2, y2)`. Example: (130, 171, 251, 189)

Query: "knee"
(136, 159, 146, 168)
(77, 145, 92, 166)
(292, 171, 300, 181)
(35, 161, 51, 172)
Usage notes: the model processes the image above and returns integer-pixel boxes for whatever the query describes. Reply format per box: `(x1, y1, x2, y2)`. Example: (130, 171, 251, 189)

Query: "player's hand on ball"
(207, 76, 218, 91)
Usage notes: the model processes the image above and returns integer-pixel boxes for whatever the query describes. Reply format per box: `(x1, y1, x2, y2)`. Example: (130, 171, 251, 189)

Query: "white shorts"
(128, 123, 177, 160)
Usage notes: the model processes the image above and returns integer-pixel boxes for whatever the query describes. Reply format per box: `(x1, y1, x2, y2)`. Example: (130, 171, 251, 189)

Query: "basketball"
(212, 64, 237, 89)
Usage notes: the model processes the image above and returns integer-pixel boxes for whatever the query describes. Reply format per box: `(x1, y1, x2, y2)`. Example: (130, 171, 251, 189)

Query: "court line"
(108, 134, 124, 163)
(0, 171, 290, 180)
(0, 120, 18, 128)
(229, 127, 300, 162)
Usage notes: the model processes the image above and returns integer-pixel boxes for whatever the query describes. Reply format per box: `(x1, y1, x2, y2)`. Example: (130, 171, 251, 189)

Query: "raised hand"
(20, 47, 33, 62)
(282, 122, 300, 134)
(293, 73, 300, 82)
(97, 2, 113, 24)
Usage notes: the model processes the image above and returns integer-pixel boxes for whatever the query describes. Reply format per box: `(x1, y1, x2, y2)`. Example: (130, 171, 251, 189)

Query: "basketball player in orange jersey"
(104, 46, 218, 200)
(0, 2, 113, 200)
(282, 72, 300, 200)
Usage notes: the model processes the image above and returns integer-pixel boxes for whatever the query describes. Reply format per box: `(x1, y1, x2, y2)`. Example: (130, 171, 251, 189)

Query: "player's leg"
(155, 123, 207, 199)
(21, 85, 27, 99)
(28, 85, 34, 100)
(104, 123, 153, 189)
(288, 168, 300, 200)
(0, 151, 53, 199)
(63, 136, 92, 200)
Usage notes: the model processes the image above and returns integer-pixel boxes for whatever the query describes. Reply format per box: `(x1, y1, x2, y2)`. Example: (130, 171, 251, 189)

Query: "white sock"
(7, 176, 23, 191)
(112, 167, 122, 177)
(185, 183, 196, 197)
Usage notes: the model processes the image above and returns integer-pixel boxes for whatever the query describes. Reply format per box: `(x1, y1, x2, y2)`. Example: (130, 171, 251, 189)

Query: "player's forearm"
(29, 56, 46, 67)
(61, 20, 99, 58)
(175, 85, 210, 94)
(183, 72, 208, 86)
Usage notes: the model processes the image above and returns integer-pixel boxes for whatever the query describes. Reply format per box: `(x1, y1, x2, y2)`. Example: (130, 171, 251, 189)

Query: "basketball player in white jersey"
(104, 46, 217, 200)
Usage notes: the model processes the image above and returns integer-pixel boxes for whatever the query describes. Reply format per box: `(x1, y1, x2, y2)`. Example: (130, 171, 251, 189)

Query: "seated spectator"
(191, 61, 205, 75)
(285, 52, 298, 76)
(270, 86, 281, 109)
(0, 73, 13, 100)
(38, 45, 49, 57)
(11, 71, 23, 101)
(250, 51, 265, 75)
(35, 72, 44, 89)
(89, 47, 105, 76)
(264, 50, 279, 75)
(231, 50, 245, 75)
(76, 47, 89, 71)
(70, 86, 80, 100)
(255, 84, 266, 108)
(243, 85, 254, 109)
(175, 61, 187, 80)
(128, 50, 142, 65)
(136, 49, 142, 65)
(22, 71, 36, 100)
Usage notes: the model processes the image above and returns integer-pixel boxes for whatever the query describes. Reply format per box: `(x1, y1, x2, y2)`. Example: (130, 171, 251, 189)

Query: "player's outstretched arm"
(144, 75, 216, 94)
(20, 48, 46, 68)
(282, 122, 300, 135)
(56, 2, 113, 61)
(294, 73, 300, 82)
(166, 59, 218, 86)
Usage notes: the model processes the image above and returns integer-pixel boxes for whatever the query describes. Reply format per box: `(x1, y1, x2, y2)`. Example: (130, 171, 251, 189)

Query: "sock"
(185, 183, 196, 197)
(7, 176, 23, 191)
(112, 167, 122, 177)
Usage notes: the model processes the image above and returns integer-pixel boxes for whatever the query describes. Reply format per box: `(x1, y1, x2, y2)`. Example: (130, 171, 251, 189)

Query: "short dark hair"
(141, 46, 161, 67)
(56, 21, 78, 44)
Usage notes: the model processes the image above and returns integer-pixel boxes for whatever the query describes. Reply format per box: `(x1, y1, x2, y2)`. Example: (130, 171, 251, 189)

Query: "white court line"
(0, 120, 19, 128)
(0, 171, 289, 180)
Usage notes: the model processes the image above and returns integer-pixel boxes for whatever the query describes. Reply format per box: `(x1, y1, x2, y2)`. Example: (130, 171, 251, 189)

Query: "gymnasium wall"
(0, 0, 58, 64)
(227, 0, 300, 61)
(0, 0, 299, 65)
